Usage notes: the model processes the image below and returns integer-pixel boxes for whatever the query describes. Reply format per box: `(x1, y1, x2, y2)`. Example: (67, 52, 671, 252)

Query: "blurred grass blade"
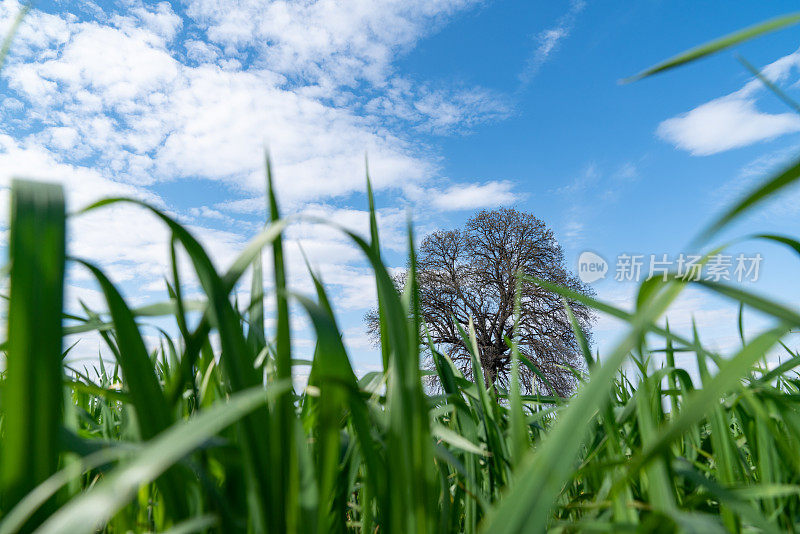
(0, 446, 132, 534)
(696, 156, 800, 244)
(159, 515, 218, 534)
(623, 12, 800, 83)
(737, 55, 800, 115)
(695, 279, 800, 327)
(246, 250, 266, 351)
(0, 180, 66, 526)
(0, 4, 27, 70)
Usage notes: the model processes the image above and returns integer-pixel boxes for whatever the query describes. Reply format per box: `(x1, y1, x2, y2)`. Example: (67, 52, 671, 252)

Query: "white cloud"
(184, 39, 220, 63)
(2, 3, 441, 205)
(184, 0, 481, 87)
(1, 0, 514, 209)
(363, 80, 511, 134)
(423, 180, 518, 211)
(657, 48, 800, 155)
(412, 86, 511, 133)
(658, 97, 800, 156)
(44, 126, 79, 150)
(0, 0, 521, 367)
(0, 132, 257, 299)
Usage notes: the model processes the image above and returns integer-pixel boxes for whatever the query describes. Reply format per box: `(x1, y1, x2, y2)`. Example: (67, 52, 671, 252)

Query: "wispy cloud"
(658, 48, 800, 155)
(518, 0, 586, 86)
(554, 161, 640, 248)
(554, 162, 600, 195)
(711, 143, 800, 220)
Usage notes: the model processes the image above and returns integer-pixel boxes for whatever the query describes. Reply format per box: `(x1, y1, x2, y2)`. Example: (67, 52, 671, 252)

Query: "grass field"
(3, 13, 800, 534)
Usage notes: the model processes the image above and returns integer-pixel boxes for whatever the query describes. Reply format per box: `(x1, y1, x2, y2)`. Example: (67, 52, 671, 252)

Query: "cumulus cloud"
(658, 97, 800, 156)
(1, 0, 506, 207)
(0, 0, 520, 368)
(657, 48, 800, 155)
(425, 180, 518, 211)
(184, 0, 481, 87)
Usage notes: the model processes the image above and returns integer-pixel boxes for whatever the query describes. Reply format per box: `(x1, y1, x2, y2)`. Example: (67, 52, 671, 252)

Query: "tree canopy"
(368, 207, 594, 396)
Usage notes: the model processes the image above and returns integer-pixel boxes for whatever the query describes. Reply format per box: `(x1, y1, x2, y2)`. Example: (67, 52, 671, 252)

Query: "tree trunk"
(482, 360, 496, 390)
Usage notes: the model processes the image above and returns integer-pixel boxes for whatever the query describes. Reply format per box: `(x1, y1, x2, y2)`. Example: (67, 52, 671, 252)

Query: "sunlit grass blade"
(246, 250, 266, 351)
(480, 329, 639, 533)
(300, 257, 387, 526)
(384, 220, 438, 532)
(73, 260, 174, 439)
(0, 445, 132, 534)
(158, 514, 218, 534)
(508, 282, 528, 467)
(292, 291, 356, 532)
(694, 279, 800, 327)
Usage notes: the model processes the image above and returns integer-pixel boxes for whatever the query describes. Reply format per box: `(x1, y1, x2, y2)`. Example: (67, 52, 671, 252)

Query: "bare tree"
(366, 208, 594, 396)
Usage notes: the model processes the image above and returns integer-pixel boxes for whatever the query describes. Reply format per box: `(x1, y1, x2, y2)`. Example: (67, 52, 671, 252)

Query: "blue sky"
(2, 0, 800, 376)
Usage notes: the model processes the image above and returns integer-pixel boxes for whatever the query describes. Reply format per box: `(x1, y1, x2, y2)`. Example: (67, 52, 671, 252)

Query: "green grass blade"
(623, 12, 800, 82)
(264, 157, 298, 533)
(508, 283, 529, 467)
(481, 278, 688, 533)
(78, 196, 279, 531)
(246, 250, 266, 351)
(0, 180, 66, 525)
(365, 163, 390, 372)
(73, 259, 190, 520)
(628, 325, 790, 476)
(696, 156, 800, 244)
(73, 260, 174, 439)
(737, 55, 800, 115)
(33, 384, 288, 534)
